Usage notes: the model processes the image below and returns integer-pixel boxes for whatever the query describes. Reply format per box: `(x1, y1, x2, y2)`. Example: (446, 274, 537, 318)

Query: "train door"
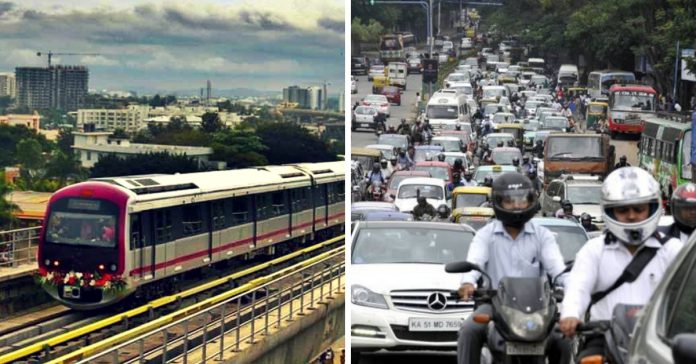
(211, 200, 225, 261)
(131, 211, 155, 279)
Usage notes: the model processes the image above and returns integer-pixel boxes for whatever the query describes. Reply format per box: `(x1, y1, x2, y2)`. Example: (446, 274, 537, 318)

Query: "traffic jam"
(349, 8, 696, 364)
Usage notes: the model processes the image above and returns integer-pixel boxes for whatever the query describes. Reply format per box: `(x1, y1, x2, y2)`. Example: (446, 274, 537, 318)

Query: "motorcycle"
(573, 304, 642, 364)
(367, 180, 385, 201)
(445, 261, 563, 364)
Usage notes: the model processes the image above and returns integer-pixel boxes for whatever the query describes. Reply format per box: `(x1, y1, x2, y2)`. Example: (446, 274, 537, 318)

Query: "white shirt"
(561, 234, 683, 321)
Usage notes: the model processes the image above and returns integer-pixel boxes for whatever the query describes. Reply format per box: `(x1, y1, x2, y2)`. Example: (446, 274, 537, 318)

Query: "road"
(351, 73, 423, 148)
(356, 351, 457, 363)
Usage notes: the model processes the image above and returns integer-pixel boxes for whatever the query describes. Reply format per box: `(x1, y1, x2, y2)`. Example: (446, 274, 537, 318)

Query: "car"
(472, 165, 518, 184)
(444, 73, 471, 89)
(393, 177, 448, 213)
(351, 75, 358, 94)
(413, 161, 453, 183)
(351, 201, 399, 221)
(540, 175, 603, 225)
(483, 103, 510, 118)
(524, 100, 544, 115)
(359, 211, 413, 222)
(431, 136, 464, 153)
(532, 217, 589, 263)
(352, 56, 369, 75)
(413, 145, 445, 162)
(377, 134, 409, 152)
(380, 86, 402, 106)
(491, 112, 516, 125)
(365, 144, 397, 160)
(384, 171, 431, 203)
(362, 94, 390, 116)
(628, 232, 696, 364)
(460, 37, 473, 50)
(482, 133, 515, 149)
(490, 147, 522, 166)
(407, 57, 422, 74)
(352, 106, 381, 132)
(440, 130, 475, 152)
(442, 152, 470, 170)
(368, 64, 386, 81)
(351, 221, 476, 357)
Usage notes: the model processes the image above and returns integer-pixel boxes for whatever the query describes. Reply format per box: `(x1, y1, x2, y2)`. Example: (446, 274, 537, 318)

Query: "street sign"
(422, 59, 439, 84)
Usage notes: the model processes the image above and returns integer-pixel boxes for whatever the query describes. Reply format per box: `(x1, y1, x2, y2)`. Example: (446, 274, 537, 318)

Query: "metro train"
(36, 162, 345, 309)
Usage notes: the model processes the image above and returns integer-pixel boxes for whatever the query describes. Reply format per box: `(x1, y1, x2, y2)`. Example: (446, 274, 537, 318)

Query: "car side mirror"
(672, 334, 696, 364)
(445, 261, 482, 273)
(552, 196, 561, 202)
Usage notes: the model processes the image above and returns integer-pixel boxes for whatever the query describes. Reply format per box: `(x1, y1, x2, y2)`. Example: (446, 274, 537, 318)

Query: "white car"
(368, 64, 385, 81)
(444, 73, 470, 89)
(351, 221, 476, 356)
(351, 75, 358, 94)
(393, 177, 447, 213)
(362, 94, 390, 117)
(460, 37, 472, 49)
(352, 106, 380, 131)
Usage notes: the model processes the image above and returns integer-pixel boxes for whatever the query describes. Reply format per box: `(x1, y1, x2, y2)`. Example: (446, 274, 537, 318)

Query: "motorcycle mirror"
(672, 334, 696, 364)
(445, 261, 481, 273)
(472, 313, 491, 324)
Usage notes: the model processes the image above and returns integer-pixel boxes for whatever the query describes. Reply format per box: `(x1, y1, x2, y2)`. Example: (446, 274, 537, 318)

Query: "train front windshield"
(45, 198, 119, 248)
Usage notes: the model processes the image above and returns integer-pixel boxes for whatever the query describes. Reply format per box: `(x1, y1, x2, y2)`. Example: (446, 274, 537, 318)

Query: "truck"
(543, 134, 615, 185)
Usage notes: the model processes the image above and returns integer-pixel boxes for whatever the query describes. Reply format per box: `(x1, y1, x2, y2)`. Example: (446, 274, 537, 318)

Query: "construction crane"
(36, 51, 101, 67)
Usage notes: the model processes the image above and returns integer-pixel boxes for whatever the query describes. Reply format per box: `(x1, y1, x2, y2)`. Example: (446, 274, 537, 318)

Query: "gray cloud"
(239, 10, 291, 31)
(163, 8, 232, 31)
(22, 10, 44, 20)
(318, 18, 344, 33)
(0, 1, 14, 16)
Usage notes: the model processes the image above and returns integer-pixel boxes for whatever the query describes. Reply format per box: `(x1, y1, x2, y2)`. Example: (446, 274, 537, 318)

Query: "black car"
(351, 56, 368, 75)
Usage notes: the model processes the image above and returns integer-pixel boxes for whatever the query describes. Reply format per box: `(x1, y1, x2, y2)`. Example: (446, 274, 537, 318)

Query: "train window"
(291, 187, 311, 211)
(314, 184, 327, 206)
(271, 191, 288, 216)
(154, 209, 173, 244)
(328, 182, 345, 204)
(212, 201, 226, 230)
(130, 213, 141, 249)
(229, 196, 251, 225)
(182, 204, 203, 236)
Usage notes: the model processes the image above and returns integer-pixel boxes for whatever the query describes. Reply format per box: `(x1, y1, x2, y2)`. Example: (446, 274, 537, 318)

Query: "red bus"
(607, 84, 657, 138)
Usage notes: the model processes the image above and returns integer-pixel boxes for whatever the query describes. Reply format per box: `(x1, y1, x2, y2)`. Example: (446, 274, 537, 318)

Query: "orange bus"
(607, 84, 657, 138)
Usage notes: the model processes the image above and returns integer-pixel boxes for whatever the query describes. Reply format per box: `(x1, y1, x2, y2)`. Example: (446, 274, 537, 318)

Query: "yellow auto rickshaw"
(494, 123, 525, 148)
(372, 75, 389, 94)
(452, 186, 492, 211)
(586, 101, 608, 130)
(452, 207, 495, 230)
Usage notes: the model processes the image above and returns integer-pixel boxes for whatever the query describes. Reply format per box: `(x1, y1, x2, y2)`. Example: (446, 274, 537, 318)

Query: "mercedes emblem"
(427, 292, 447, 311)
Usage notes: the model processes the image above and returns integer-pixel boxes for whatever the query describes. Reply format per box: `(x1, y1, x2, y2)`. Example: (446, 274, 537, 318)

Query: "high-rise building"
(0, 72, 16, 98)
(283, 85, 302, 104)
(76, 105, 149, 132)
(308, 86, 323, 110)
(15, 65, 89, 111)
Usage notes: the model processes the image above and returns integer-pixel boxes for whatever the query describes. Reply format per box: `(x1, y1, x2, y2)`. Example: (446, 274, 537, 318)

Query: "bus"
(557, 64, 579, 88)
(638, 113, 692, 203)
(587, 70, 635, 98)
(379, 34, 405, 64)
(607, 83, 657, 137)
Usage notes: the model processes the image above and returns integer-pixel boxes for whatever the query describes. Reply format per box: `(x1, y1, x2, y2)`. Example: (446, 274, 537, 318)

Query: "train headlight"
(109, 264, 117, 272)
(44, 259, 51, 266)
(98, 264, 105, 271)
(53, 260, 60, 267)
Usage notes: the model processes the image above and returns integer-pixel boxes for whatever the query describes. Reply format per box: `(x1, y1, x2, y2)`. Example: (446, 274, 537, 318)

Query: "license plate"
(361, 123, 369, 128)
(506, 342, 545, 356)
(408, 318, 463, 332)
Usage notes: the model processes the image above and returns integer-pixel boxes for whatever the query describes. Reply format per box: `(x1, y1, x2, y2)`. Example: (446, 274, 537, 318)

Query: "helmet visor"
(494, 189, 535, 211)
(673, 201, 696, 228)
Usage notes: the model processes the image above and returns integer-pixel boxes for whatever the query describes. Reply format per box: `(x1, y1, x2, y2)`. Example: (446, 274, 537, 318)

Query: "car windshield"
(541, 224, 588, 263)
(525, 101, 541, 110)
(458, 218, 491, 231)
(474, 170, 506, 183)
(378, 135, 407, 149)
(355, 107, 376, 115)
(455, 194, 488, 208)
(589, 104, 606, 113)
(493, 114, 515, 123)
(352, 155, 374, 173)
(544, 118, 568, 129)
(567, 186, 602, 204)
(433, 139, 460, 152)
(448, 74, 467, 82)
(414, 166, 449, 180)
(397, 184, 444, 199)
(491, 150, 522, 165)
(523, 122, 538, 131)
(484, 105, 505, 115)
(365, 95, 387, 103)
(352, 227, 473, 264)
(444, 156, 466, 167)
(611, 91, 656, 111)
(483, 88, 504, 98)
(414, 148, 443, 161)
(45, 198, 118, 248)
(547, 137, 603, 159)
(427, 105, 459, 119)
(485, 136, 511, 147)
(388, 174, 420, 190)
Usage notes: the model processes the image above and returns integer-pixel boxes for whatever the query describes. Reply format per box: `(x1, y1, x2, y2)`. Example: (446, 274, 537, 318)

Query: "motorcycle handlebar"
(576, 321, 611, 334)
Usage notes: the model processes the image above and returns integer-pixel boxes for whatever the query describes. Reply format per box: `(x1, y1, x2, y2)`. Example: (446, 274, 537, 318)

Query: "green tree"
(45, 150, 85, 187)
(90, 152, 204, 178)
(210, 128, 268, 168)
(0, 124, 53, 168)
(56, 129, 74, 154)
(15, 138, 48, 189)
(255, 121, 336, 164)
(201, 112, 224, 133)
(0, 178, 16, 229)
(111, 128, 129, 139)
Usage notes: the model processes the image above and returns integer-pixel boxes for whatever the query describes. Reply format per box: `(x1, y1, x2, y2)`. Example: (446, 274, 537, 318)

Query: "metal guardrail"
(0, 226, 41, 268)
(54, 247, 345, 364)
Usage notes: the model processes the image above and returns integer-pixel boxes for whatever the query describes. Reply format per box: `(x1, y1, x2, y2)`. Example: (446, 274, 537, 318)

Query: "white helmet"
(601, 167, 662, 245)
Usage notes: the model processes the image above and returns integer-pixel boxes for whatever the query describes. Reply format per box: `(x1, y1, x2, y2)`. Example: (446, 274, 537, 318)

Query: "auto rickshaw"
(586, 101, 608, 131)
(494, 123, 525, 150)
(372, 75, 390, 94)
(451, 186, 492, 211)
(452, 207, 495, 230)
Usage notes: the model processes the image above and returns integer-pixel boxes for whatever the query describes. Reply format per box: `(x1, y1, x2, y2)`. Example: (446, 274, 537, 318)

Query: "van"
(460, 37, 472, 50)
(426, 90, 470, 131)
(528, 57, 545, 69)
(557, 64, 579, 87)
(387, 62, 408, 89)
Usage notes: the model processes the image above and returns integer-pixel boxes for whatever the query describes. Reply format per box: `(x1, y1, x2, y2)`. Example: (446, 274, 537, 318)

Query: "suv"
(540, 174, 603, 224)
(352, 56, 368, 75)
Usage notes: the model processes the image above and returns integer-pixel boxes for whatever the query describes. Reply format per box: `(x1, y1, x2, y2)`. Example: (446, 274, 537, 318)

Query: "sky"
(0, 0, 345, 95)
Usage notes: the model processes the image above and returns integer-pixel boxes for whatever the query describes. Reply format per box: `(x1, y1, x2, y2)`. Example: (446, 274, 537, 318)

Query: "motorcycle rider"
(396, 118, 410, 135)
(532, 139, 544, 159)
(462, 170, 478, 187)
(614, 155, 631, 170)
(447, 173, 466, 192)
(511, 157, 520, 168)
(481, 175, 493, 187)
(661, 182, 696, 242)
(434, 204, 451, 222)
(412, 195, 437, 221)
(396, 148, 413, 170)
(367, 162, 385, 185)
(457, 173, 568, 364)
(555, 200, 578, 222)
(452, 158, 466, 176)
(380, 158, 392, 180)
(559, 167, 683, 359)
(527, 168, 542, 195)
(521, 155, 534, 175)
(580, 213, 599, 232)
(389, 156, 398, 172)
(437, 153, 446, 162)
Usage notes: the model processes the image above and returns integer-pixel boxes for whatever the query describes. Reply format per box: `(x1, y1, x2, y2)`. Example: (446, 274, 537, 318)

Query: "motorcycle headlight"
(501, 305, 547, 340)
(351, 285, 388, 309)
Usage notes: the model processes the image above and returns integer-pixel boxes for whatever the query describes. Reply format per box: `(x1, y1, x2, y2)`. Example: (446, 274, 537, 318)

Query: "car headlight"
(351, 284, 388, 309)
(501, 305, 548, 340)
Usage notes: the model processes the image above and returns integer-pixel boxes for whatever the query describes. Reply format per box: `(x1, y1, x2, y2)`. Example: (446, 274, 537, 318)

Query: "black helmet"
(491, 173, 538, 228)
(437, 204, 450, 218)
(522, 155, 529, 163)
(527, 168, 537, 179)
(417, 196, 427, 205)
(512, 157, 520, 166)
(497, 141, 504, 147)
(372, 162, 380, 170)
(561, 199, 573, 213)
(620, 155, 627, 162)
(671, 183, 696, 234)
(507, 139, 514, 147)
(580, 213, 592, 222)
(454, 158, 463, 168)
(483, 176, 493, 187)
(437, 153, 446, 162)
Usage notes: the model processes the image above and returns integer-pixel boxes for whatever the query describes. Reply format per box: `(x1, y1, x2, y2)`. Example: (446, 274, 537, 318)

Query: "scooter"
(574, 304, 642, 364)
(445, 261, 562, 364)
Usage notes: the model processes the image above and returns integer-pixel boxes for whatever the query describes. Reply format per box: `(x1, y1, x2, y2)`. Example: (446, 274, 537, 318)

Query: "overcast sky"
(0, 0, 345, 95)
